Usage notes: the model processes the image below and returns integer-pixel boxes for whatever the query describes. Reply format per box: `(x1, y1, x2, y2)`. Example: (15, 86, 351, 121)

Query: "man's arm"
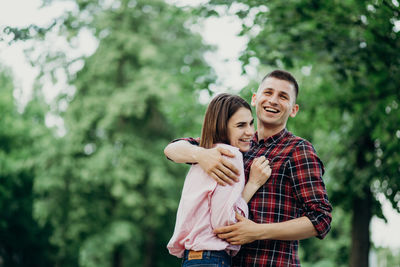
(164, 140, 204, 164)
(164, 140, 240, 185)
(214, 141, 332, 245)
(289, 141, 332, 239)
(214, 215, 317, 245)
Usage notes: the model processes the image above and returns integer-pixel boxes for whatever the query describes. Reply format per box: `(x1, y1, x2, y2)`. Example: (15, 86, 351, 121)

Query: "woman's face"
(227, 107, 255, 152)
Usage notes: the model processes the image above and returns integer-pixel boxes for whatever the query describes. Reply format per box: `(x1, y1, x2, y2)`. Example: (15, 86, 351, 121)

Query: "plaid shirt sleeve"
(170, 137, 200, 146)
(288, 140, 332, 239)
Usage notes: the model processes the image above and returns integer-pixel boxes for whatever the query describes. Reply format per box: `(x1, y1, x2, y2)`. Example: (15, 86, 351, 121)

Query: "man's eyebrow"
(280, 91, 289, 96)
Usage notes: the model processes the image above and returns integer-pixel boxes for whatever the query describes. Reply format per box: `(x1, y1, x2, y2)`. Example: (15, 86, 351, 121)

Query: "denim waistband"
(183, 250, 231, 261)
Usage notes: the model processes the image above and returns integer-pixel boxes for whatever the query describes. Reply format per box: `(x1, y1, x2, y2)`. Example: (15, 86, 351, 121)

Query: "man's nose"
(268, 93, 279, 104)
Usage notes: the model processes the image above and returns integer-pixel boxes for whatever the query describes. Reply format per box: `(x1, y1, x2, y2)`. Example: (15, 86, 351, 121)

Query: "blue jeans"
(182, 250, 231, 267)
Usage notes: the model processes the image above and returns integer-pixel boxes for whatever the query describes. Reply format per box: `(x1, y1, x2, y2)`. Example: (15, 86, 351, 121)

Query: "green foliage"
(211, 0, 400, 265)
(0, 67, 55, 266)
(373, 246, 400, 267)
(4, 0, 398, 265)
(299, 207, 351, 267)
(29, 0, 215, 266)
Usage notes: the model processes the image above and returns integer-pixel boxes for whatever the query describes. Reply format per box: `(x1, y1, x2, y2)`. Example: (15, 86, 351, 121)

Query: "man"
(164, 70, 332, 266)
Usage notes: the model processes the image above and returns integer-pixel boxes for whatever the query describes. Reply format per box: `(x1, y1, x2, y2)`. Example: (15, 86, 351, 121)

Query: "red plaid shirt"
(175, 128, 332, 266)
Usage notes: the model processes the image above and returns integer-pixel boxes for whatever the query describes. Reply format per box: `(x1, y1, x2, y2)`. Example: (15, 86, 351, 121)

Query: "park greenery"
(1, 0, 399, 266)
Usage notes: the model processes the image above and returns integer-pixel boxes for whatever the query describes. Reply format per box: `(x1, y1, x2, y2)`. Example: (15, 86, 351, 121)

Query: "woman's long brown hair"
(199, 93, 251, 149)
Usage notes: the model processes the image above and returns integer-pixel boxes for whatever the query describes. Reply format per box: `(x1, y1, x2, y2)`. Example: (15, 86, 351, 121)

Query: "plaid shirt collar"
(252, 128, 289, 147)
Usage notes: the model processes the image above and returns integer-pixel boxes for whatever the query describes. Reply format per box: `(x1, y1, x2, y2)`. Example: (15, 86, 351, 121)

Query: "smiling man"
(164, 70, 332, 266)
(253, 72, 299, 140)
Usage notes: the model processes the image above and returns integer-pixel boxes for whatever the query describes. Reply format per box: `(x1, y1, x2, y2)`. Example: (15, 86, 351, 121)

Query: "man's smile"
(263, 106, 280, 114)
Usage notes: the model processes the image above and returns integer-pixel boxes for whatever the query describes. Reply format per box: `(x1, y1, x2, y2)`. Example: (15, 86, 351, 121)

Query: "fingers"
(260, 160, 270, 169)
(208, 159, 240, 186)
(209, 167, 235, 185)
(215, 230, 244, 245)
(251, 156, 268, 166)
(259, 157, 270, 168)
(217, 232, 237, 241)
(203, 147, 239, 186)
(217, 147, 235, 158)
(221, 157, 240, 176)
(235, 213, 245, 221)
(210, 172, 227, 186)
(214, 224, 246, 245)
(213, 225, 234, 235)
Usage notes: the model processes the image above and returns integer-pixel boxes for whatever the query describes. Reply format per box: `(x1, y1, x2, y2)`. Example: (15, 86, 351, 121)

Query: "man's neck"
(257, 122, 286, 141)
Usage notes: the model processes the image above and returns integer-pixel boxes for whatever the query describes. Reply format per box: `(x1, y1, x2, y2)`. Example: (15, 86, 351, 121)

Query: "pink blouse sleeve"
(209, 145, 249, 228)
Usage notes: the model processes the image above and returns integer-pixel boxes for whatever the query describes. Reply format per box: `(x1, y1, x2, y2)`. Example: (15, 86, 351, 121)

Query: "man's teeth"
(240, 139, 251, 142)
(264, 107, 279, 113)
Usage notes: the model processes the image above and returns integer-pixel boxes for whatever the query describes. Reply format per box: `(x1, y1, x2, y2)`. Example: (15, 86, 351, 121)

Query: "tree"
(0, 66, 55, 266)
(27, 0, 216, 266)
(207, 0, 400, 266)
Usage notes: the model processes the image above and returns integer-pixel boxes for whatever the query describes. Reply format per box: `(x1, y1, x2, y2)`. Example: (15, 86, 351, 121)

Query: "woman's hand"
(242, 156, 271, 203)
(249, 156, 271, 187)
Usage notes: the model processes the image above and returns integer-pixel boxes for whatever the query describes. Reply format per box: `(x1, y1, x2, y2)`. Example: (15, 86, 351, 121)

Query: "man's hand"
(213, 213, 260, 245)
(196, 146, 239, 185)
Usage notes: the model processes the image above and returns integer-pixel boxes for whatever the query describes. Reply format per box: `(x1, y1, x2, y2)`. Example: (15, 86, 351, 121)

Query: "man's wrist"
(192, 146, 205, 163)
(256, 223, 271, 240)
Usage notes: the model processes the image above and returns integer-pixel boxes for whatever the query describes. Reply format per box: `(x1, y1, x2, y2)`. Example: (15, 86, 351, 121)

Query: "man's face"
(251, 77, 299, 130)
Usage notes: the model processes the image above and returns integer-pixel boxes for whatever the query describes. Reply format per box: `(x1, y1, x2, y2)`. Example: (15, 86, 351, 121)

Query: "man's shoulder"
(284, 133, 324, 171)
(282, 132, 318, 159)
(286, 132, 314, 148)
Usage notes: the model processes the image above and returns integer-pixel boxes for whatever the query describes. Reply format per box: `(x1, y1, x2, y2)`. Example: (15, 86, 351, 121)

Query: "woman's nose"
(245, 126, 254, 135)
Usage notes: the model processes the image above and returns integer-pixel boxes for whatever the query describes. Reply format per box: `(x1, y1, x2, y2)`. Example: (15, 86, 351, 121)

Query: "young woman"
(165, 93, 271, 267)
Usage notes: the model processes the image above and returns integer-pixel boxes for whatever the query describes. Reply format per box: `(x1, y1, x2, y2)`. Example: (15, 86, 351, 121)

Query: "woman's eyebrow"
(236, 119, 253, 126)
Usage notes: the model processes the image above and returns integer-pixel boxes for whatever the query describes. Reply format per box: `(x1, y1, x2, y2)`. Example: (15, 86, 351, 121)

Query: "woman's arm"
(210, 145, 248, 228)
(242, 156, 271, 203)
(210, 152, 272, 228)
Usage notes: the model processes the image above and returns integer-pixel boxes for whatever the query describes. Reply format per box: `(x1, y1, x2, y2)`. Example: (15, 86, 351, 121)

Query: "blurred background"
(0, 0, 399, 266)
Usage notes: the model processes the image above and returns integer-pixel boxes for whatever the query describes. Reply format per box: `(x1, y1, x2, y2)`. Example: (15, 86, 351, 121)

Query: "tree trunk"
(112, 245, 122, 267)
(350, 187, 372, 267)
(143, 230, 155, 267)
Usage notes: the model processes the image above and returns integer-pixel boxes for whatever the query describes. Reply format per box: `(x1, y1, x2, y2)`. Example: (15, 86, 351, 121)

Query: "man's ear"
(290, 104, 299, 118)
(251, 93, 257, 106)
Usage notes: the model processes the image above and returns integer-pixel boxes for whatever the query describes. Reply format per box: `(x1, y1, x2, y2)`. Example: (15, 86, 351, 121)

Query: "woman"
(165, 94, 271, 267)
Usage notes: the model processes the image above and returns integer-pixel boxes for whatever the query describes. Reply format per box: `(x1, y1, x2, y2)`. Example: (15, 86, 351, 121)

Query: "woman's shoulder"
(214, 143, 242, 158)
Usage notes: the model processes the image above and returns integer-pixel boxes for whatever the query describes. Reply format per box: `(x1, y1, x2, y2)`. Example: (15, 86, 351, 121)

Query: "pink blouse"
(167, 144, 248, 257)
